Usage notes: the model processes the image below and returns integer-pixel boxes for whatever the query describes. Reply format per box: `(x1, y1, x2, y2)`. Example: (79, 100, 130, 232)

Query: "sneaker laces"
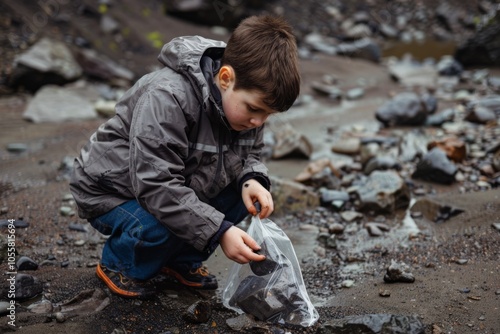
(191, 266, 210, 276)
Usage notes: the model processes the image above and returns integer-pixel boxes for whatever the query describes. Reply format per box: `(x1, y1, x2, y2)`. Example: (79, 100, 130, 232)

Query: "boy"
(70, 15, 300, 299)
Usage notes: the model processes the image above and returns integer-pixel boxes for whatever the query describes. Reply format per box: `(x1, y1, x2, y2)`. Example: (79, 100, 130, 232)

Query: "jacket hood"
(157, 36, 226, 107)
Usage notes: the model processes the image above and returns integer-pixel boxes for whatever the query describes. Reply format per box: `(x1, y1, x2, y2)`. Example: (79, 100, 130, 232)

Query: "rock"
(100, 14, 120, 34)
(311, 82, 343, 99)
(2, 274, 43, 300)
(379, 289, 391, 297)
(412, 147, 458, 184)
(270, 176, 320, 216)
(341, 280, 354, 288)
(398, 130, 429, 162)
(410, 197, 465, 223)
(94, 99, 117, 117)
(464, 105, 497, 124)
(365, 222, 390, 236)
(354, 170, 411, 214)
(74, 48, 135, 84)
(27, 299, 54, 314)
(294, 158, 342, 184)
(328, 222, 345, 235)
(335, 38, 381, 63)
(345, 88, 365, 100)
(384, 260, 415, 283)
(165, 0, 255, 28)
(420, 91, 438, 114)
(23, 85, 98, 123)
(16, 256, 39, 271)
(6, 143, 28, 153)
(375, 92, 428, 127)
(69, 222, 88, 232)
(183, 300, 211, 324)
(268, 122, 312, 159)
(455, 12, 500, 67)
(340, 210, 364, 223)
(226, 314, 267, 332)
(360, 142, 380, 165)
(60, 206, 74, 216)
(466, 95, 500, 113)
(250, 240, 282, 276)
(427, 137, 467, 163)
(426, 108, 456, 126)
(0, 220, 29, 228)
(320, 189, 350, 207)
(318, 314, 425, 334)
(55, 312, 66, 323)
(229, 275, 286, 323)
(436, 55, 463, 76)
(363, 156, 402, 175)
(9, 37, 82, 92)
(331, 138, 361, 155)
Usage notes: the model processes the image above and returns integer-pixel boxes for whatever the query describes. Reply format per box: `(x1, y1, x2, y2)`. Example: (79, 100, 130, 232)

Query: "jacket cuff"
(206, 220, 233, 253)
(239, 172, 271, 191)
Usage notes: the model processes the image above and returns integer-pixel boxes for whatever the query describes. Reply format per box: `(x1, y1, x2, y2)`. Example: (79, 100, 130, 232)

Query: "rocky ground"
(1, 1, 500, 333)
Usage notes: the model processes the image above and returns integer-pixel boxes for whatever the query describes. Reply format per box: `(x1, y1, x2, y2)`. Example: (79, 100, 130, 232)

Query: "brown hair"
(221, 15, 300, 112)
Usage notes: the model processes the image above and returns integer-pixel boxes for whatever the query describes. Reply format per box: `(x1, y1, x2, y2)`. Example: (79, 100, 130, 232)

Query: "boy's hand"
(219, 226, 266, 264)
(242, 179, 274, 218)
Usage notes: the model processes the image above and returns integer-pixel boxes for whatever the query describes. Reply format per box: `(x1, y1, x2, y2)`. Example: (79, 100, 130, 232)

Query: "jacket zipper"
(208, 95, 228, 195)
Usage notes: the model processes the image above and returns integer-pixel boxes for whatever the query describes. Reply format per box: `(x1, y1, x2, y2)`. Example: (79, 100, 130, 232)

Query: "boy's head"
(220, 15, 300, 113)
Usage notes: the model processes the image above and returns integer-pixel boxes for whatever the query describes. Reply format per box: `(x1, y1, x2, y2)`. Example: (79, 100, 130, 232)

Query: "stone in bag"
(229, 241, 310, 325)
(249, 239, 281, 276)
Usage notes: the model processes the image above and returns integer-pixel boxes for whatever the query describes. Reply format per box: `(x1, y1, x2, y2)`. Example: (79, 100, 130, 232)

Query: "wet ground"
(1, 56, 499, 332)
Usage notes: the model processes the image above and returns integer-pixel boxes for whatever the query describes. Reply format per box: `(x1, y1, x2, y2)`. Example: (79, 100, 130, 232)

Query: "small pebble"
(379, 289, 391, 297)
(60, 206, 73, 216)
(16, 256, 39, 271)
(74, 239, 86, 246)
(55, 312, 66, 323)
(6, 143, 28, 153)
(341, 280, 355, 288)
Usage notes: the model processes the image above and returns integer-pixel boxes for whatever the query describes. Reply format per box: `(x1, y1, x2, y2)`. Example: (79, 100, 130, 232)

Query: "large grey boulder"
(9, 37, 82, 92)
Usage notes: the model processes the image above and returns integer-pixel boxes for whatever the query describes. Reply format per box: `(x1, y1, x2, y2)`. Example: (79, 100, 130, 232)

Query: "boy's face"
(217, 65, 277, 131)
(221, 86, 276, 131)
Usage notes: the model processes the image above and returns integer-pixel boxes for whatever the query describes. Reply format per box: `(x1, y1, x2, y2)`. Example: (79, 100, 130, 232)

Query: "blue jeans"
(89, 185, 248, 280)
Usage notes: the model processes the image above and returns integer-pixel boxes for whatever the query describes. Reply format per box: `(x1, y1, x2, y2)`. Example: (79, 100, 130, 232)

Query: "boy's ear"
(218, 65, 235, 90)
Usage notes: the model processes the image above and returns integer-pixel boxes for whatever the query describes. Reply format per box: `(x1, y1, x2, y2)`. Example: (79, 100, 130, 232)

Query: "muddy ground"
(0, 2, 500, 333)
(0, 52, 499, 334)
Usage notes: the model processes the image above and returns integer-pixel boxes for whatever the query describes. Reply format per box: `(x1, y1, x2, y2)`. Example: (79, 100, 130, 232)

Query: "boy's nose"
(250, 115, 267, 127)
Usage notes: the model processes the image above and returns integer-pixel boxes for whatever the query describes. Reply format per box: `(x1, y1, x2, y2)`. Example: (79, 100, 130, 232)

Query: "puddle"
(382, 40, 457, 61)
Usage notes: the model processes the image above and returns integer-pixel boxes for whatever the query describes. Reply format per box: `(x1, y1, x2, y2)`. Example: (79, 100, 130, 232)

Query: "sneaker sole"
(96, 265, 150, 299)
(161, 267, 218, 290)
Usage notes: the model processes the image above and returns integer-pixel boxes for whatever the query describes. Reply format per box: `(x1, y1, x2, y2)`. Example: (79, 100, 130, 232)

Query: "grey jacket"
(70, 36, 269, 252)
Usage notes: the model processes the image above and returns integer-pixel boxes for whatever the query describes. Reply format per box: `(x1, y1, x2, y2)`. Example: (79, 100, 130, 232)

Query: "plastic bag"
(222, 216, 319, 327)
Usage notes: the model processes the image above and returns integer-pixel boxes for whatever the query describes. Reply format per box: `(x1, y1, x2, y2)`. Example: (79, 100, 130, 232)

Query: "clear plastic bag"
(222, 216, 319, 327)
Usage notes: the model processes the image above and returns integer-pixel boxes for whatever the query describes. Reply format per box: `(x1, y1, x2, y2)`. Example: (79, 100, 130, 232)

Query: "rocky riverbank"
(1, 1, 500, 333)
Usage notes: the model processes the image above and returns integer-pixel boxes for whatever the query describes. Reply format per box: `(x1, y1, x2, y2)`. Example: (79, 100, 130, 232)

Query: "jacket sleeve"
(128, 87, 225, 252)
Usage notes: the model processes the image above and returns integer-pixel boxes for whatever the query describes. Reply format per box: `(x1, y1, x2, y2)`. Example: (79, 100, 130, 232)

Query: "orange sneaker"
(96, 263, 157, 299)
(161, 265, 218, 290)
